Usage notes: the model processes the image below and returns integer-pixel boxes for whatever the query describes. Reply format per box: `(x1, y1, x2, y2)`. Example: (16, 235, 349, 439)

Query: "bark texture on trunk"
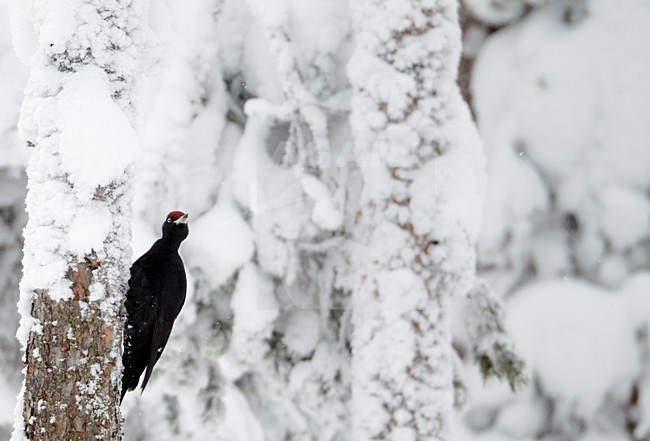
(24, 263, 120, 440)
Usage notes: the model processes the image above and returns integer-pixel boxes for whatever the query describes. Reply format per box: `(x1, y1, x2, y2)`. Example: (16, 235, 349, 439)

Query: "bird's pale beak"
(174, 213, 189, 224)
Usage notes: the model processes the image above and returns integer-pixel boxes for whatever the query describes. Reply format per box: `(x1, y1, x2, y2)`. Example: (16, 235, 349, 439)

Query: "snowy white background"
(0, 0, 649, 440)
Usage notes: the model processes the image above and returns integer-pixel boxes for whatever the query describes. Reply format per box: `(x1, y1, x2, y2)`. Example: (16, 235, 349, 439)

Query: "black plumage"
(121, 210, 189, 402)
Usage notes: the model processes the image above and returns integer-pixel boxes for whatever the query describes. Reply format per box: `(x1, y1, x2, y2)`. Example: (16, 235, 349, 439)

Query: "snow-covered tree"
(9, 0, 146, 439)
(347, 0, 500, 438)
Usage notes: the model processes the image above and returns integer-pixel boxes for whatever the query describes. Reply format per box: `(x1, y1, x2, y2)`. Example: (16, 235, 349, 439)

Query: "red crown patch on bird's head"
(167, 211, 186, 220)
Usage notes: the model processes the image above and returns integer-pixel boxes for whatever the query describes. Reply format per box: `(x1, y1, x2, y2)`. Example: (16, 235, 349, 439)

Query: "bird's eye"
(167, 218, 172, 223)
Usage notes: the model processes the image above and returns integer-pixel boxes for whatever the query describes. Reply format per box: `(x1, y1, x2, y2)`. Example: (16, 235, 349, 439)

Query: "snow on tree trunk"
(10, 0, 146, 439)
(347, 0, 485, 439)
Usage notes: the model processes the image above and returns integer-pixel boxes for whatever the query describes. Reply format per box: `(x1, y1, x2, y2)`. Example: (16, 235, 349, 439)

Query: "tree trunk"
(11, 0, 145, 439)
(348, 0, 485, 439)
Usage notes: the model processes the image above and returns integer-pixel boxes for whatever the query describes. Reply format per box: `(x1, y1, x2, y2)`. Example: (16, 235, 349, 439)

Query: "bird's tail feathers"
(120, 375, 138, 403)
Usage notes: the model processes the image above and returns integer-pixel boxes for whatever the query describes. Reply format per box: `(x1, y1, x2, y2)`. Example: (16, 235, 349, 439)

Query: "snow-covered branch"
(245, 0, 329, 170)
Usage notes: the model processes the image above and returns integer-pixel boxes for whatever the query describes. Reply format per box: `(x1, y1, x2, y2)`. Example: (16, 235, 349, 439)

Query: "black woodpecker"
(121, 210, 189, 402)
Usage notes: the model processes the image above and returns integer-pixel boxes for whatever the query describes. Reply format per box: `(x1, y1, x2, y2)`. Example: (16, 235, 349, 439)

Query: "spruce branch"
(465, 280, 528, 391)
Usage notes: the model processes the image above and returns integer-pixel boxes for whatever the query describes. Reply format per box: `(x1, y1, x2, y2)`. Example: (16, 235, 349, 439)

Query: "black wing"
(139, 262, 186, 392)
(121, 259, 158, 401)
